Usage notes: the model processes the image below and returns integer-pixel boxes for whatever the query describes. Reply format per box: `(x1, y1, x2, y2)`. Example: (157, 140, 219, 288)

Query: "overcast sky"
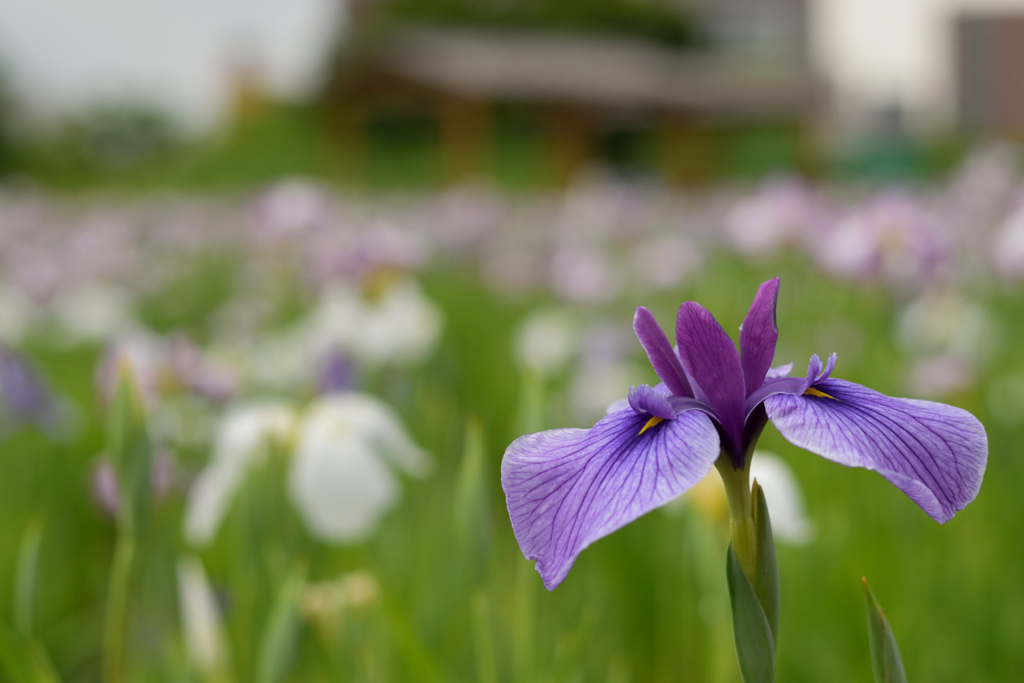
(0, 0, 343, 132)
(1, 0, 1023, 134)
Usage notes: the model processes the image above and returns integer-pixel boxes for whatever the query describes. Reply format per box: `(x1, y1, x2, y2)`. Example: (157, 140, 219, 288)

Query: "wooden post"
(438, 93, 491, 184)
(660, 115, 716, 184)
(543, 105, 593, 187)
(332, 99, 368, 186)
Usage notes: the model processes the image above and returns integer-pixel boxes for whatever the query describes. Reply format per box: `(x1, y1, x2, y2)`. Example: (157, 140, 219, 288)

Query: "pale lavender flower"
(991, 191, 1024, 280)
(724, 178, 825, 256)
(549, 247, 622, 305)
(249, 178, 332, 244)
(169, 336, 239, 403)
(502, 278, 987, 589)
(626, 233, 703, 292)
(814, 192, 946, 289)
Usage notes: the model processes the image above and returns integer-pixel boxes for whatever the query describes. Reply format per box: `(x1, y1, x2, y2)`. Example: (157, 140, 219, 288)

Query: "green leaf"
(862, 578, 907, 683)
(255, 563, 307, 683)
(470, 590, 498, 683)
(453, 416, 491, 581)
(726, 544, 775, 683)
(0, 616, 61, 683)
(106, 367, 150, 531)
(13, 521, 43, 638)
(752, 481, 780, 646)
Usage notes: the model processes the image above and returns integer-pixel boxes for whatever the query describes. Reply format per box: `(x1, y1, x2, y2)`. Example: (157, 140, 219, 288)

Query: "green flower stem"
(716, 457, 756, 583)
(102, 524, 134, 683)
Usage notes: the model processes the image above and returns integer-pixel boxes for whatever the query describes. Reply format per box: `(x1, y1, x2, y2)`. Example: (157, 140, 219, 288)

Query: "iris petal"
(628, 384, 676, 419)
(634, 307, 693, 398)
(501, 409, 719, 589)
(765, 378, 987, 523)
(740, 277, 781, 397)
(675, 302, 747, 457)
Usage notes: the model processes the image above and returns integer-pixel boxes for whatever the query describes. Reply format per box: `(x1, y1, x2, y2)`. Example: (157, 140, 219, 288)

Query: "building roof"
(369, 27, 814, 117)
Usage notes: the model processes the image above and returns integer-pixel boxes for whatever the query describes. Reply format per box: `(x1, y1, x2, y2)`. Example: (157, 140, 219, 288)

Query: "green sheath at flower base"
(863, 578, 906, 683)
(752, 482, 780, 645)
(725, 479, 781, 683)
(727, 546, 775, 683)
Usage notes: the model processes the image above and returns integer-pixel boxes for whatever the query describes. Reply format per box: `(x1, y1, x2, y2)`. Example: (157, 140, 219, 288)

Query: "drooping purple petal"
(501, 409, 719, 589)
(627, 385, 676, 420)
(765, 378, 987, 523)
(633, 307, 692, 398)
(675, 302, 747, 457)
(739, 278, 780, 397)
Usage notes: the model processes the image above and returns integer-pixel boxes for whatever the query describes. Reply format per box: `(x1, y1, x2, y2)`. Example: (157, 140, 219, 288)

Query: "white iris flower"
(184, 394, 430, 547)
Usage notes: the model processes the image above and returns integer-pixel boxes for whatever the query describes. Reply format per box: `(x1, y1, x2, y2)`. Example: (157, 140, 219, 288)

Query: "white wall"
(810, 0, 1024, 134)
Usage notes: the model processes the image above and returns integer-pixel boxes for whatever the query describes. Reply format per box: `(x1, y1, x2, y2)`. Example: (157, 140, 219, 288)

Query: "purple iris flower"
(501, 278, 987, 590)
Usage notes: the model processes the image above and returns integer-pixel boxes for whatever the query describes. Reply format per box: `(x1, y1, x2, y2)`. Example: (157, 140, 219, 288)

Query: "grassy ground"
(0, 246, 1020, 682)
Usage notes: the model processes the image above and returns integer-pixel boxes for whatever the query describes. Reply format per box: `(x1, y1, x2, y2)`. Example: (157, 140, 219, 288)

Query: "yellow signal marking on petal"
(804, 387, 836, 399)
(638, 416, 664, 435)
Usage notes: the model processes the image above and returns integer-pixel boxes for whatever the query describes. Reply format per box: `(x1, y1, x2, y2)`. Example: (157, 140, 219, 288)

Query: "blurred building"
(957, 13, 1024, 135)
(323, 0, 819, 185)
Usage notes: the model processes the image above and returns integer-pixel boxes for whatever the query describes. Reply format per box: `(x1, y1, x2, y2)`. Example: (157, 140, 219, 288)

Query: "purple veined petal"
(667, 395, 716, 418)
(628, 385, 676, 420)
(739, 278, 780, 397)
(744, 376, 811, 419)
(502, 409, 720, 589)
(633, 307, 693, 398)
(675, 302, 747, 456)
(765, 362, 794, 380)
(765, 378, 987, 523)
(744, 353, 841, 419)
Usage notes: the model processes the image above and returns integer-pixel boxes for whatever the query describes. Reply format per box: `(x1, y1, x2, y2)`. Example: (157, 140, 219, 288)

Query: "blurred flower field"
(1, 145, 1024, 681)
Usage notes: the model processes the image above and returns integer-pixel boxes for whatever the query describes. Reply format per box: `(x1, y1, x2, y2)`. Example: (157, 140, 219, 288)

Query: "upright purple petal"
(675, 302, 746, 457)
(739, 278, 780, 397)
(634, 307, 692, 398)
(765, 379, 987, 523)
(502, 409, 719, 589)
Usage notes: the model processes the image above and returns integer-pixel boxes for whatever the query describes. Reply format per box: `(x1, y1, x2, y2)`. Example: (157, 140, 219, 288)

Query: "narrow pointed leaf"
(727, 545, 775, 683)
(752, 482, 780, 646)
(862, 578, 907, 683)
(255, 564, 307, 683)
(453, 417, 492, 583)
(107, 368, 151, 531)
(13, 522, 43, 637)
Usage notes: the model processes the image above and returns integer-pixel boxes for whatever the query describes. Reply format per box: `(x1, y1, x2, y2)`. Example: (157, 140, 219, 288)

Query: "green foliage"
(727, 545, 775, 683)
(863, 578, 907, 683)
(0, 253, 1019, 681)
(0, 616, 61, 683)
(726, 482, 780, 683)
